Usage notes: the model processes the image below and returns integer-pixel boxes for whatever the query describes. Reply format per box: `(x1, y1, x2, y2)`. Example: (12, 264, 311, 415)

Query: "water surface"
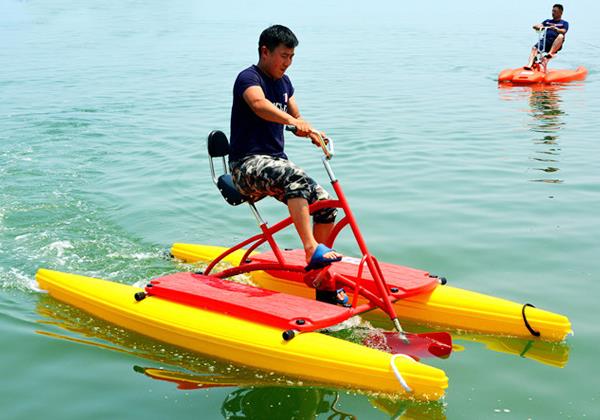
(1, 0, 599, 418)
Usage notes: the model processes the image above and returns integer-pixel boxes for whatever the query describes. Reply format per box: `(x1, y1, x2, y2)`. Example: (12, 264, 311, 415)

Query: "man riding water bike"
(229, 25, 344, 280)
(524, 4, 569, 70)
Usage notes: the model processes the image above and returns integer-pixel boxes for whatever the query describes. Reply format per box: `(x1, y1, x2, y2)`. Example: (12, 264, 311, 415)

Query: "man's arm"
(286, 95, 301, 120)
(551, 25, 567, 35)
(242, 87, 319, 141)
(285, 95, 326, 146)
(243, 85, 297, 125)
(536, 20, 568, 34)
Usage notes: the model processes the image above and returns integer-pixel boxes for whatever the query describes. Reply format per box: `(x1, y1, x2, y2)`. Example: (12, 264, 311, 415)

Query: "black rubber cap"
(134, 292, 146, 302)
(282, 330, 296, 341)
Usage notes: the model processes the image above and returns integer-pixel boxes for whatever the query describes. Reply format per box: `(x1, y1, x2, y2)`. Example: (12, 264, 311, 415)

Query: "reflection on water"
(221, 387, 357, 420)
(498, 84, 572, 184)
(528, 86, 566, 133)
(528, 86, 565, 184)
(133, 366, 445, 420)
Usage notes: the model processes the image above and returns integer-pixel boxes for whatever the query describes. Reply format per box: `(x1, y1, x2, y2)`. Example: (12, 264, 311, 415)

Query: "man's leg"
(547, 34, 564, 57)
(525, 46, 538, 69)
(287, 197, 340, 263)
(540, 35, 564, 69)
(314, 223, 334, 244)
(310, 182, 338, 254)
(232, 155, 341, 264)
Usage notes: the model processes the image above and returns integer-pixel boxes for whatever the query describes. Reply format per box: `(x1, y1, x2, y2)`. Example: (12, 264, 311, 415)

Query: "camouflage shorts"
(230, 155, 337, 224)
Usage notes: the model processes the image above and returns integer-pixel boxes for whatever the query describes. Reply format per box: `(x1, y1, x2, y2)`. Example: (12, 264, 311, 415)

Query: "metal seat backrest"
(207, 130, 249, 206)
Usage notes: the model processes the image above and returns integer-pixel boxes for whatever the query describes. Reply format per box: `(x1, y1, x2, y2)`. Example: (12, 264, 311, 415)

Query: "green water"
(2, 0, 599, 418)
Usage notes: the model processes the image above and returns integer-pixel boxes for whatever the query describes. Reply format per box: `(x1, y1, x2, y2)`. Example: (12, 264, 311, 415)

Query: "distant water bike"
(498, 26, 587, 84)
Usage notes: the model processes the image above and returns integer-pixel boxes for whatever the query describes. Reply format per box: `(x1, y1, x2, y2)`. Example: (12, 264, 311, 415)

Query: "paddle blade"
(376, 331, 453, 360)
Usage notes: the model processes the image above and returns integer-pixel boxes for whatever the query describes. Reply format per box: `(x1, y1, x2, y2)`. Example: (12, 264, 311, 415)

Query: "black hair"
(258, 25, 298, 55)
(553, 4, 563, 12)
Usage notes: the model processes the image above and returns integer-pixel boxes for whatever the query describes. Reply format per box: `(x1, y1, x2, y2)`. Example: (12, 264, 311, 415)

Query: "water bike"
(36, 127, 570, 400)
(498, 27, 587, 85)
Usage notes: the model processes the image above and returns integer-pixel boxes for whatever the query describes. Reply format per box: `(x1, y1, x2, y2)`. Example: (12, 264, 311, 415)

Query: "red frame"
(203, 179, 403, 328)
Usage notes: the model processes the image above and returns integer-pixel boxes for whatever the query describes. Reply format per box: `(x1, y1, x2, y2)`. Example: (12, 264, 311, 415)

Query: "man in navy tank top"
(229, 25, 343, 276)
(525, 4, 569, 70)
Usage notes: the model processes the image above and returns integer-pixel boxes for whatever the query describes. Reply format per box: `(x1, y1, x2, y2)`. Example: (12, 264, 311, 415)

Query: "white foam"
(322, 315, 365, 332)
(0, 267, 42, 292)
(38, 240, 75, 265)
(131, 252, 156, 260)
(45, 240, 74, 257)
(107, 251, 157, 260)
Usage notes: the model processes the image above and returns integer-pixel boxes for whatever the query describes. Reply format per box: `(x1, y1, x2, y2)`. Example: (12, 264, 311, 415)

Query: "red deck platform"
(145, 272, 352, 331)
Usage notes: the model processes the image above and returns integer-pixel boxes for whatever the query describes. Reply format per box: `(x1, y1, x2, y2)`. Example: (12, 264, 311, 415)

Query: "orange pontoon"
(498, 66, 587, 84)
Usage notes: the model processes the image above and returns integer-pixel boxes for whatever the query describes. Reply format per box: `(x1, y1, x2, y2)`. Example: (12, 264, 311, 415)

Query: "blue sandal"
(316, 288, 350, 307)
(305, 244, 342, 271)
(335, 288, 349, 305)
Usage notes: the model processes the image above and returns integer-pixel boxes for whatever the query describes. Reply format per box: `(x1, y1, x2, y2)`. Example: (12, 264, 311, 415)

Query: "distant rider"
(524, 4, 569, 70)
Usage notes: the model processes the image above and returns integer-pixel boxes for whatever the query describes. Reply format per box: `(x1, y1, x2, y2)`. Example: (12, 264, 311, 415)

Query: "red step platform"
(251, 249, 438, 298)
(145, 272, 352, 331)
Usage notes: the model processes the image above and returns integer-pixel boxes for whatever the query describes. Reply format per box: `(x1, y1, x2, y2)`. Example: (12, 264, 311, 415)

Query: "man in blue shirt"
(525, 4, 569, 70)
(229, 25, 342, 272)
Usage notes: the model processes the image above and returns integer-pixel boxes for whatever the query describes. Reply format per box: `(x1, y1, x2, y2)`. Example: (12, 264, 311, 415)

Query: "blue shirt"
(229, 65, 294, 162)
(542, 18, 569, 45)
